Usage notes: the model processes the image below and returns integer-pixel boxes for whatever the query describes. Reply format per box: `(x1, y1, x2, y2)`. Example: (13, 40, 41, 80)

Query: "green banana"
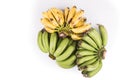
(98, 24, 108, 46)
(54, 38, 70, 57)
(49, 33, 58, 55)
(82, 35, 98, 50)
(57, 62, 76, 69)
(84, 59, 99, 71)
(37, 30, 47, 53)
(77, 55, 96, 65)
(56, 42, 76, 61)
(83, 61, 102, 78)
(68, 39, 74, 46)
(88, 28, 102, 49)
(79, 41, 97, 52)
(42, 31, 49, 52)
(78, 58, 97, 70)
(56, 37, 62, 47)
(76, 50, 97, 57)
(56, 55, 76, 66)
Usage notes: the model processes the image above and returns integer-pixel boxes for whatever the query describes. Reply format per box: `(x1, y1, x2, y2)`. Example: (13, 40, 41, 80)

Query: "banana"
(78, 58, 97, 70)
(84, 59, 99, 71)
(77, 55, 96, 65)
(75, 18, 86, 27)
(71, 33, 82, 40)
(68, 39, 74, 46)
(37, 30, 47, 53)
(47, 10, 59, 26)
(56, 37, 62, 47)
(56, 42, 76, 61)
(98, 24, 108, 47)
(70, 10, 84, 27)
(64, 7, 69, 22)
(72, 24, 91, 33)
(57, 62, 76, 69)
(56, 55, 76, 68)
(78, 41, 97, 52)
(42, 31, 49, 52)
(50, 8, 64, 26)
(54, 38, 70, 57)
(49, 32, 58, 55)
(82, 35, 99, 50)
(42, 12, 49, 19)
(76, 50, 97, 57)
(44, 26, 56, 33)
(41, 18, 57, 29)
(88, 28, 102, 49)
(67, 6, 77, 24)
(83, 61, 102, 77)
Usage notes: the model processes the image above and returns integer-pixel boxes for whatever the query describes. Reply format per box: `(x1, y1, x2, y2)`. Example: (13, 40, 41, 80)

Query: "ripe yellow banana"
(72, 24, 91, 33)
(67, 6, 77, 24)
(41, 18, 57, 29)
(64, 7, 69, 22)
(70, 10, 84, 27)
(71, 33, 82, 40)
(75, 18, 86, 27)
(44, 26, 56, 33)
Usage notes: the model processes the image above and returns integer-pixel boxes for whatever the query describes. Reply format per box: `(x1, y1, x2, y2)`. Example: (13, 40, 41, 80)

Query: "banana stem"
(49, 54, 56, 60)
(98, 47, 106, 60)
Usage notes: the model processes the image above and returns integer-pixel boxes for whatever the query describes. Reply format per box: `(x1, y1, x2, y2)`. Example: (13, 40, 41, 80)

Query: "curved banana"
(41, 18, 57, 29)
(71, 33, 82, 40)
(56, 37, 62, 47)
(76, 50, 97, 57)
(56, 42, 76, 61)
(83, 61, 102, 77)
(88, 28, 102, 49)
(37, 30, 47, 53)
(84, 59, 99, 71)
(42, 31, 49, 52)
(70, 10, 84, 27)
(82, 35, 99, 50)
(54, 38, 70, 57)
(72, 24, 91, 33)
(98, 24, 108, 47)
(64, 7, 69, 22)
(67, 6, 77, 24)
(56, 55, 76, 68)
(44, 26, 56, 33)
(57, 62, 75, 69)
(75, 18, 86, 27)
(78, 58, 97, 70)
(79, 41, 97, 52)
(49, 33, 58, 55)
(47, 10, 59, 26)
(77, 55, 96, 65)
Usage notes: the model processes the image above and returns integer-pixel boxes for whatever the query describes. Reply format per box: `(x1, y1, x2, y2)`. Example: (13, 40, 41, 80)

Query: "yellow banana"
(70, 10, 84, 27)
(67, 6, 77, 24)
(64, 7, 69, 22)
(71, 33, 82, 40)
(41, 18, 57, 29)
(72, 24, 91, 33)
(44, 26, 56, 33)
(75, 18, 86, 27)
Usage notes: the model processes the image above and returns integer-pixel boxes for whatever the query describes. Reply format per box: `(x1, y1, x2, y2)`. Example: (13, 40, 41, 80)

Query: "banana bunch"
(38, 29, 77, 69)
(76, 24, 108, 77)
(41, 6, 91, 40)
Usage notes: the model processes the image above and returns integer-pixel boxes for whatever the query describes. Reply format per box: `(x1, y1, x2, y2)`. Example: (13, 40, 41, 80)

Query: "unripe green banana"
(88, 28, 102, 49)
(83, 61, 102, 78)
(57, 62, 75, 69)
(68, 39, 74, 46)
(54, 38, 70, 57)
(83, 59, 99, 71)
(78, 58, 97, 70)
(77, 55, 96, 65)
(57, 55, 76, 66)
(76, 50, 97, 57)
(42, 31, 49, 52)
(56, 38, 62, 47)
(98, 24, 108, 47)
(49, 33, 58, 55)
(37, 30, 47, 53)
(82, 35, 98, 50)
(78, 41, 97, 52)
(56, 42, 76, 61)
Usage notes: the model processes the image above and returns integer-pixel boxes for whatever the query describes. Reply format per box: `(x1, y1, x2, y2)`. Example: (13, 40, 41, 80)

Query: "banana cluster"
(41, 6, 91, 40)
(38, 29, 77, 69)
(76, 24, 108, 77)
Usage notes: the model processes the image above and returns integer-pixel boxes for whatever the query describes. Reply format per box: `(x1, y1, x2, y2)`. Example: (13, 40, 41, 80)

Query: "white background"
(0, 0, 120, 80)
